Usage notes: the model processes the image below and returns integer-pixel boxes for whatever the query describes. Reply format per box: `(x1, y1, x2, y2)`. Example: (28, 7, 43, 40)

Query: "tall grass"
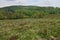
(0, 19, 60, 40)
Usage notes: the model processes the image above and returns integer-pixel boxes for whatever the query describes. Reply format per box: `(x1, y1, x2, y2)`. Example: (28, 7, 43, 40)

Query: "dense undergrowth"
(0, 6, 60, 19)
(0, 6, 60, 40)
(0, 19, 60, 40)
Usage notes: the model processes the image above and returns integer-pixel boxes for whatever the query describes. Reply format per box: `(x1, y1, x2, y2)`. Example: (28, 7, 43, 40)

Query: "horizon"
(0, 0, 60, 8)
(0, 5, 59, 8)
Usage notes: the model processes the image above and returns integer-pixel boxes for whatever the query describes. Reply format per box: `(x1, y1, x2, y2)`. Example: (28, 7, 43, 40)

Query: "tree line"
(0, 6, 60, 19)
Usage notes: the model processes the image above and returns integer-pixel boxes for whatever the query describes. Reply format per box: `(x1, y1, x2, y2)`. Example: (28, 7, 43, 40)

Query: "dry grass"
(0, 19, 60, 40)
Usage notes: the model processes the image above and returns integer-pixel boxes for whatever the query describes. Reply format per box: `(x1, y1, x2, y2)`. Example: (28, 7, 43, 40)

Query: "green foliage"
(0, 19, 60, 40)
(0, 6, 60, 19)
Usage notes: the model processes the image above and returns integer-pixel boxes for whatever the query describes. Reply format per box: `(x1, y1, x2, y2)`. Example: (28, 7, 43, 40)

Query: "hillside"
(0, 19, 60, 40)
(0, 6, 60, 40)
(0, 6, 60, 19)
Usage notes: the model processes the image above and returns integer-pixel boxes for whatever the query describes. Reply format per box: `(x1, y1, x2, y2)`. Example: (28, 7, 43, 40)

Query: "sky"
(0, 0, 60, 8)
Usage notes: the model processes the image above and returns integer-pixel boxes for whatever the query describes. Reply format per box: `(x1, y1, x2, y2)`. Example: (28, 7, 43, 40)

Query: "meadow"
(0, 6, 60, 40)
(0, 18, 60, 40)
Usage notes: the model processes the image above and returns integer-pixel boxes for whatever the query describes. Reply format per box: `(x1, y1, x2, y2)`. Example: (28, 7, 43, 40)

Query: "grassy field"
(0, 18, 60, 40)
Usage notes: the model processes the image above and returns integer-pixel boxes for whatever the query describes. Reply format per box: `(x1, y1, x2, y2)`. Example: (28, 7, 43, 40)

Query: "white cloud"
(0, 0, 60, 8)
(0, 0, 28, 7)
(35, 0, 60, 7)
(6, 0, 28, 3)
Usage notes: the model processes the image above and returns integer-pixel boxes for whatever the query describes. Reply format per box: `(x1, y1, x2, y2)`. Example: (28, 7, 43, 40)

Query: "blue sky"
(0, 0, 60, 8)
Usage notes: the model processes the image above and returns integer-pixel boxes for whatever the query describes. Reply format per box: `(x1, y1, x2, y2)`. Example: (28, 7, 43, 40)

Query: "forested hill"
(0, 6, 60, 19)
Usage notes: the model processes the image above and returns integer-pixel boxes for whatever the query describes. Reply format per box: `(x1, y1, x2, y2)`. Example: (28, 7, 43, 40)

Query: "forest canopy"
(0, 6, 60, 19)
